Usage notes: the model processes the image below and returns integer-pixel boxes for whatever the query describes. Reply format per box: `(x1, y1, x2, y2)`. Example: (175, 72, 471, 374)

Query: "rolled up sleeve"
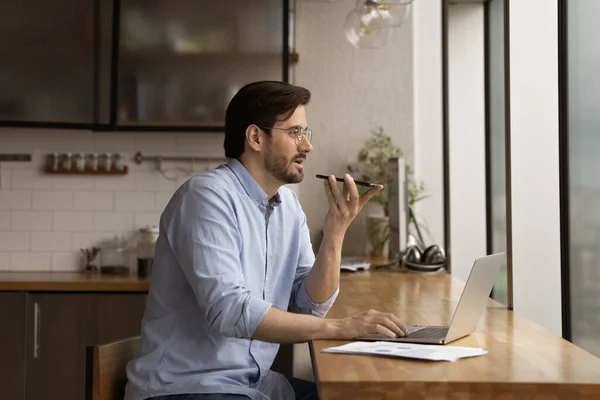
(167, 182, 271, 338)
(288, 212, 339, 317)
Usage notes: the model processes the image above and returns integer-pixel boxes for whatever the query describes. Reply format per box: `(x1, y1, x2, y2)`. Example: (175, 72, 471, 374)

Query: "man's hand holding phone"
(320, 174, 383, 238)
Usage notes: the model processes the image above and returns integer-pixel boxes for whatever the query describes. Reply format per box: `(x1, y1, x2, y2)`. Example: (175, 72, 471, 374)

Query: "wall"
(293, 0, 414, 255)
(0, 129, 224, 271)
(413, 0, 444, 250)
(509, 0, 562, 336)
(0, 1, 415, 271)
(447, 3, 487, 282)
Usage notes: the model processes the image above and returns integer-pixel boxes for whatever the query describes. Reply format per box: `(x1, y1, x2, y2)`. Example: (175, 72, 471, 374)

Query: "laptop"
(355, 252, 506, 345)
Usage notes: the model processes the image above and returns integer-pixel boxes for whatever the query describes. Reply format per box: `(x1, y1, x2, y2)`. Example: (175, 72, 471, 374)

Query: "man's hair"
(224, 81, 311, 159)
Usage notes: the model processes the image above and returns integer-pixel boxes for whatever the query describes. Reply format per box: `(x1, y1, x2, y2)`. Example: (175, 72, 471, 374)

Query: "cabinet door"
(0, 293, 27, 400)
(96, 293, 147, 343)
(26, 294, 95, 400)
(116, 0, 285, 129)
(0, 0, 97, 124)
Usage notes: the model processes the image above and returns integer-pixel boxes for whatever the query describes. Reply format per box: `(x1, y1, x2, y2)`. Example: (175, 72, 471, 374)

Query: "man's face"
(263, 105, 313, 184)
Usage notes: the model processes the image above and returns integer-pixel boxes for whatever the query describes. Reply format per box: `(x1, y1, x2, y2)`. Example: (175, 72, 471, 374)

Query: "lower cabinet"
(26, 294, 96, 400)
(0, 292, 148, 400)
(0, 293, 27, 400)
(1, 291, 293, 400)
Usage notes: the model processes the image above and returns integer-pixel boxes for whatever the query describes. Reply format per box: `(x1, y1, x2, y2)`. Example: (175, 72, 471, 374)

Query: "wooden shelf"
(120, 50, 299, 64)
(44, 165, 128, 175)
(0, 46, 93, 56)
(118, 120, 224, 127)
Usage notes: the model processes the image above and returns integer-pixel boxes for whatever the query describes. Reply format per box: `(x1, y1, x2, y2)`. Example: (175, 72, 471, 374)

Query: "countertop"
(0, 257, 398, 292)
(0, 271, 149, 292)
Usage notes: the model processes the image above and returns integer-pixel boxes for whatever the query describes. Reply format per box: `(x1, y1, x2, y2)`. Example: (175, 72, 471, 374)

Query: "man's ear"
(245, 125, 263, 152)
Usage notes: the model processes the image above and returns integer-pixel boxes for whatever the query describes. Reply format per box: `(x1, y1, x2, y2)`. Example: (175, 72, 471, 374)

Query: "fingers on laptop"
(368, 310, 407, 337)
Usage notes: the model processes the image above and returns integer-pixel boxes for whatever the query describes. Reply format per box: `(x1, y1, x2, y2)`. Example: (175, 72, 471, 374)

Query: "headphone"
(402, 207, 447, 271)
(402, 243, 446, 271)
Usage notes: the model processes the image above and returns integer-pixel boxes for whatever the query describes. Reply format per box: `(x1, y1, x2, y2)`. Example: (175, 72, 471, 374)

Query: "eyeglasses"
(261, 126, 313, 144)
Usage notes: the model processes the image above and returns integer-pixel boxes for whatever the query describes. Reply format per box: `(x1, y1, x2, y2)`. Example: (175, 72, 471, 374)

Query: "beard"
(264, 150, 305, 184)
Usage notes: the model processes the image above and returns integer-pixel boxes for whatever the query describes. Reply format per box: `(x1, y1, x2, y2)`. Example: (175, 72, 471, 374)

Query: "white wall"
(0, 129, 224, 271)
(413, 0, 445, 249)
(293, 0, 414, 255)
(508, 0, 562, 335)
(0, 2, 415, 271)
(447, 3, 487, 282)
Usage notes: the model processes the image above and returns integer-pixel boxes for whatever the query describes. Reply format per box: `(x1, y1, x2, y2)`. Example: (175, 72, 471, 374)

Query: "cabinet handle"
(33, 301, 40, 359)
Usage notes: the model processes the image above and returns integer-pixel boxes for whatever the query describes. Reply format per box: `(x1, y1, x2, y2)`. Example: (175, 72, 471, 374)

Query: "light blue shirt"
(124, 159, 338, 400)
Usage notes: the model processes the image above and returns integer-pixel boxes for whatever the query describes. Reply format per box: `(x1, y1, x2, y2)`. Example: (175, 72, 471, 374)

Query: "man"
(124, 81, 407, 400)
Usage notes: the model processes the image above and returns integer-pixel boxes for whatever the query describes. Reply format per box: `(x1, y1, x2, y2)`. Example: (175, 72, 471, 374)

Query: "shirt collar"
(226, 159, 282, 207)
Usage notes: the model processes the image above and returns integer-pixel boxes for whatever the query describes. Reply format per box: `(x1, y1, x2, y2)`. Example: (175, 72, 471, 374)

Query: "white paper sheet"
(322, 341, 488, 362)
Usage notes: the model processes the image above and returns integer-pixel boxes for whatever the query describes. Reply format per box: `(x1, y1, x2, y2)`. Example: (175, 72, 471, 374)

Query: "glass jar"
(100, 236, 131, 275)
(137, 226, 159, 277)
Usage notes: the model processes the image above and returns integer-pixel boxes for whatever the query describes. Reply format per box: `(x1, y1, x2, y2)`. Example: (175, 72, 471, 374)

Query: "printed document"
(322, 341, 487, 362)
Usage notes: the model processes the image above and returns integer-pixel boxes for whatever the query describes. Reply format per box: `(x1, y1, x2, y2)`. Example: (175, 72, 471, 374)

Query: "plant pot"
(366, 215, 390, 257)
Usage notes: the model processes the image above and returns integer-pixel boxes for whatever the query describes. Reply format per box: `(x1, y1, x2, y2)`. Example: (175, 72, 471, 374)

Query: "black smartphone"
(315, 174, 379, 188)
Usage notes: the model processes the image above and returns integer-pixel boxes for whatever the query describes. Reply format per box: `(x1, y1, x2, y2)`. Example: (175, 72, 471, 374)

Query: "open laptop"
(355, 252, 506, 345)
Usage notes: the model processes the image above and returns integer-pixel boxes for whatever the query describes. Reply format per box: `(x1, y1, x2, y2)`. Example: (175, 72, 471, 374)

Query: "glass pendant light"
(355, 0, 411, 29)
(343, 8, 394, 49)
(343, 0, 412, 49)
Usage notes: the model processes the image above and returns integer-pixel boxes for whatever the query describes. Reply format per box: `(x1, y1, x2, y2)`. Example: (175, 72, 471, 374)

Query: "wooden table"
(311, 270, 600, 399)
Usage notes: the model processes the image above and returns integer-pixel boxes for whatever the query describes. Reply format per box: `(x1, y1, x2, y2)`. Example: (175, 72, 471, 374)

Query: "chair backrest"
(85, 336, 140, 400)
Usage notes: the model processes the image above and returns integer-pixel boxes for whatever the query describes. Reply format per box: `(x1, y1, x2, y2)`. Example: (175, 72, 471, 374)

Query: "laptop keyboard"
(406, 326, 449, 339)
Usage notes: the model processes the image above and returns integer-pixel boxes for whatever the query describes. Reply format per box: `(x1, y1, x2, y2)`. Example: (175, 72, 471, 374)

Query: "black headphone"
(402, 208, 447, 271)
(402, 243, 446, 271)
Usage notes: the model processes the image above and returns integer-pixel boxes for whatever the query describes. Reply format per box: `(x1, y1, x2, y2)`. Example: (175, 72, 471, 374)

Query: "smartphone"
(315, 174, 379, 188)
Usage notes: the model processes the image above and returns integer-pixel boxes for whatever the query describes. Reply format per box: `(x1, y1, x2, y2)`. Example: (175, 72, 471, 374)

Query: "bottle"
(137, 226, 159, 278)
(76, 153, 86, 172)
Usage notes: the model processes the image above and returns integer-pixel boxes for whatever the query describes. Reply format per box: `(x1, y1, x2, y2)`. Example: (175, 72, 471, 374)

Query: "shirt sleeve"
(288, 210, 339, 318)
(165, 182, 272, 339)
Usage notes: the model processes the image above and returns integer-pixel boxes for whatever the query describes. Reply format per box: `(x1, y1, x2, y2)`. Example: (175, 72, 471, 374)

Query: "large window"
(486, 0, 508, 306)
(567, 0, 600, 356)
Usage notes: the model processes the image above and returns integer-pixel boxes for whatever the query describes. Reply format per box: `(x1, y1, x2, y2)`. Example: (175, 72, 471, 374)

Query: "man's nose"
(298, 135, 313, 152)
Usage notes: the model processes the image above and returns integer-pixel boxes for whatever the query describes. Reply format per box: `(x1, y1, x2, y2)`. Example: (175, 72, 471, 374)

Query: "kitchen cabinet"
(0, 291, 147, 400)
(116, 0, 287, 129)
(0, 293, 27, 400)
(0, 0, 290, 131)
(0, 0, 99, 126)
(95, 293, 147, 343)
(26, 294, 96, 400)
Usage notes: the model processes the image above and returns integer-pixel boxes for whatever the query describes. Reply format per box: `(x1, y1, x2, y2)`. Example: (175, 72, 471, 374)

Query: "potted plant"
(347, 126, 427, 256)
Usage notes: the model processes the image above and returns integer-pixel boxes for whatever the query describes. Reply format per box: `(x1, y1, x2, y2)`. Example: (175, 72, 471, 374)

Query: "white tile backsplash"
(31, 232, 72, 252)
(74, 191, 115, 211)
(52, 211, 94, 232)
(32, 190, 73, 210)
(134, 212, 162, 229)
(155, 192, 174, 211)
(71, 232, 112, 252)
(135, 171, 177, 191)
(115, 192, 155, 211)
(12, 169, 53, 189)
(52, 252, 83, 271)
(11, 252, 52, 271)
(11, 211, 52, 231)
(0, 167, 11, 189)
(0, 252, 9, 270)
(0, 232, 30, 251)
(0, 128, 223, 271)
(93, 211, 134, 232)
(0, 211, 10, 230)
(0, 190, 32, 210)
(53, 176, 95, 190)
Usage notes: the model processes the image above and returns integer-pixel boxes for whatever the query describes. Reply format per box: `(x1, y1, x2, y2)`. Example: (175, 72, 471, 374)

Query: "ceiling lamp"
(343, 0, 413, 49)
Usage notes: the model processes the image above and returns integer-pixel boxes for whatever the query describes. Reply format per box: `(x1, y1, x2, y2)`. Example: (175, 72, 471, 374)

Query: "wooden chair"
(85, 336, 140, 400)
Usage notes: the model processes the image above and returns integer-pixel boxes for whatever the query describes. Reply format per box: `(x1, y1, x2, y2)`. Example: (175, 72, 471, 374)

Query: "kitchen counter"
(0, 271, 149, 292)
